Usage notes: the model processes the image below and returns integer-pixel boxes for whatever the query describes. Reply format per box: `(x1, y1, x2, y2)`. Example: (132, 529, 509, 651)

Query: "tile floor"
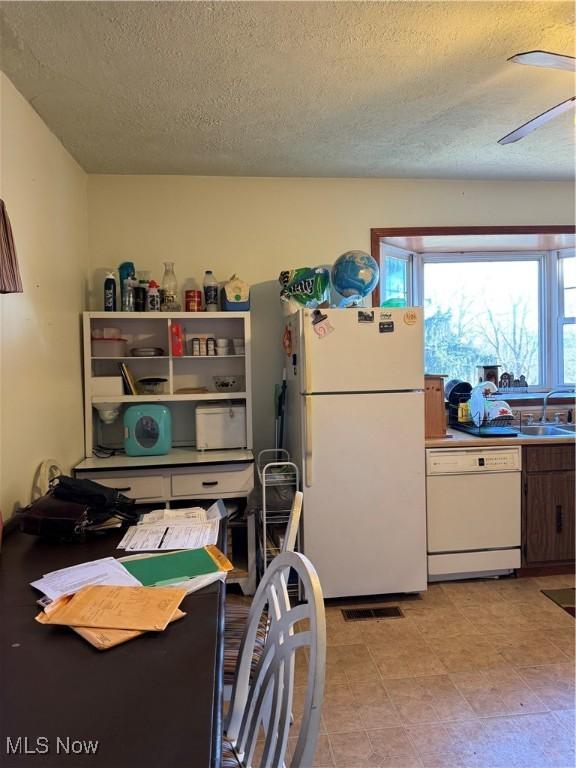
(291, 573, 575, 768)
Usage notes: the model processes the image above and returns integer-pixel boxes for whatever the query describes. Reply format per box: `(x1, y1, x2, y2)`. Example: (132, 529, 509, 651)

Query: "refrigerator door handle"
(305, 395, 313, 487)
(303, 311, 312, 394)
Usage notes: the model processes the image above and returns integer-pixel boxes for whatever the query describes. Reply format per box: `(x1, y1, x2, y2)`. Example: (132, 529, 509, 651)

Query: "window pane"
(424, 260, 540, 385)
(381, 256, 408, 307)
(563, 324, 576, 384)
(562, 256, 576, 317)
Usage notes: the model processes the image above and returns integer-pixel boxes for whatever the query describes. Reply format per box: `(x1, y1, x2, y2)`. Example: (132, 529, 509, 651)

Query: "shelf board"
(92, 356, 169, 360)
(91, 355, 244, 360)
(92, 392, 247, 403)
(86, 311, 250, 319)
(174, 355, 245, 359)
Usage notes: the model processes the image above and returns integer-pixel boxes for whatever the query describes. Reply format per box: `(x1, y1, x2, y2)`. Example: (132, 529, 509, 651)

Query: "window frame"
(378, 242, 414, 306)
(557, 248, 576, 385)
(371, 227, 576, 388)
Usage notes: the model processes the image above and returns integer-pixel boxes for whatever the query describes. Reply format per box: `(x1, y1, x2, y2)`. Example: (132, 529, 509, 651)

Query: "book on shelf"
(119, 362, 138, 395)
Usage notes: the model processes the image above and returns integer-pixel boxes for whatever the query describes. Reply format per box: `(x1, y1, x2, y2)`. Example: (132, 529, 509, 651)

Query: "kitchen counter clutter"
(426, 426, 575, 448)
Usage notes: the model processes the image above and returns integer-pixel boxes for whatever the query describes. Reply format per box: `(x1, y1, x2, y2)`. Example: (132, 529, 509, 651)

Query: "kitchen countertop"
(426, 427, 576, 449)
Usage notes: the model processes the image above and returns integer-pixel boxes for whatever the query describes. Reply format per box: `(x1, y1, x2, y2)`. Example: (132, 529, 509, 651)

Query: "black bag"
(19, 476, 139, 541)
(51, 476, 135, 517)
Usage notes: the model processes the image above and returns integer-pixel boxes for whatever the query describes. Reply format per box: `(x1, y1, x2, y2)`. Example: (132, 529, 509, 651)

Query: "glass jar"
(161, 262, 181, 311)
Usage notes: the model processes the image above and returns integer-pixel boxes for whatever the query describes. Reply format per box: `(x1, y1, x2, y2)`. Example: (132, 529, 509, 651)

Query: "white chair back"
(282, 491, 302, 554)
(225, 551, 326, 768)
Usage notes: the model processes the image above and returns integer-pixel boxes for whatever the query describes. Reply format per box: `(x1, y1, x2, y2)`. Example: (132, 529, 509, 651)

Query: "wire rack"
(256, 449, 300, 595)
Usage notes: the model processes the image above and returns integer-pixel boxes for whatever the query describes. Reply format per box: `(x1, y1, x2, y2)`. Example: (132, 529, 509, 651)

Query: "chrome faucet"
(540, 388, 576, 423)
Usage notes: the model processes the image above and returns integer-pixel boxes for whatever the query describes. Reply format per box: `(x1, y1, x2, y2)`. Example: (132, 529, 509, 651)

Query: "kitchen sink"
(519, 425, 569, 436)
(556, 423, 575, 433)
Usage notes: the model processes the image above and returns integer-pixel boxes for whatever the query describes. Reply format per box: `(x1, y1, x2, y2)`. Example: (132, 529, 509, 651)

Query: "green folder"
(121, 549, 220, 587)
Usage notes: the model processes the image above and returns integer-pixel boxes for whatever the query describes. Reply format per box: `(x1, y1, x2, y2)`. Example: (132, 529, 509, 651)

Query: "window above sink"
(372, 228, 575, 389)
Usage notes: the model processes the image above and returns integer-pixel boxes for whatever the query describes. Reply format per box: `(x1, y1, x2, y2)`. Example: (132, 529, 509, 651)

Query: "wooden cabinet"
(424, 375, 447, 439)
(522, 444, 575, 568)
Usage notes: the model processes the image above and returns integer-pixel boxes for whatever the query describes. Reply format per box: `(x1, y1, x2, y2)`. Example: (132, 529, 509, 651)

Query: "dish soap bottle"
(203, 270, 219, 312)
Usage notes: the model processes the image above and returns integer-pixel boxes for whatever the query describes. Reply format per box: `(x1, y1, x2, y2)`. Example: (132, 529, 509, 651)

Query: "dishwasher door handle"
(556, 505, 563, 534)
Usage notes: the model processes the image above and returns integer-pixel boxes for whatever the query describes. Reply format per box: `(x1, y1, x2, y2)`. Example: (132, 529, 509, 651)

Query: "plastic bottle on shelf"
(118, 261, 136, 308)
(104, 272, 117, 311)
(122, 279, 135, 311)
(146, 280, 161, 312)
(203, 270, 219, 312)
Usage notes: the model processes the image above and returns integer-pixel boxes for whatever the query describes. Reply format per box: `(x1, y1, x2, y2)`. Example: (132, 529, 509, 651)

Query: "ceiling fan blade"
(498, 96, 576, 144)
(508, 50, 576, 72)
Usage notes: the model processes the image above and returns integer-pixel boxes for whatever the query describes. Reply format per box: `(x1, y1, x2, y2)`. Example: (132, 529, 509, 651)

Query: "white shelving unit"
(83, 311, 253, 456)
(76, 311, 256, 594)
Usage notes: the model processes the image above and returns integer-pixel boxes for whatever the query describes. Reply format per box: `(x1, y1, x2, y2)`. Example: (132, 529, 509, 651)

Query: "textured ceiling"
(0, 1, 574, 179)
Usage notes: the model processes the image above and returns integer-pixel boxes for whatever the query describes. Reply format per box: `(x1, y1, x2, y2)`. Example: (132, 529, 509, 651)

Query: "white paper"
(159, 519, 219, 550)
(137, 507, 207, 525)
(118, 518, 219, 552)
(31, 557, 141, 600)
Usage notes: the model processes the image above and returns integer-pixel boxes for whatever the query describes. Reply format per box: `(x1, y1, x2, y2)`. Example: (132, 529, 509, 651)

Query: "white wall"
(88, 176, 575, 452)
(0, 73, 89, 518)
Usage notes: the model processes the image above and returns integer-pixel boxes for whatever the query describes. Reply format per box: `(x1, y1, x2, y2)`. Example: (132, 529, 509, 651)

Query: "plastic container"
(222, 274, 250, 311)
(118, 262, 135, 307)
(195, 404, 247, 449)
(122, 279, 135, 311)
(91, 338, 128, 357)
(185, 290, 202, 312)
(146, 280, 161, 312)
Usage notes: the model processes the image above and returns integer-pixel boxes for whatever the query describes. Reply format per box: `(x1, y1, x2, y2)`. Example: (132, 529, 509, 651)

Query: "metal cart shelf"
(255, 449, 300, 594)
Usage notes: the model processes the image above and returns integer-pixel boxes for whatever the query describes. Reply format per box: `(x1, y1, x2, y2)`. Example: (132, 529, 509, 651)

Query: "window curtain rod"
(0, 199, 23, 294)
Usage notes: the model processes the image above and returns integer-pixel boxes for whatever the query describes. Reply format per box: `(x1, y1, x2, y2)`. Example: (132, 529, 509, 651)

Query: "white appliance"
(195, 404, 247, 450)
(284, 307, 427, 599)
(426, 446, 522, 580)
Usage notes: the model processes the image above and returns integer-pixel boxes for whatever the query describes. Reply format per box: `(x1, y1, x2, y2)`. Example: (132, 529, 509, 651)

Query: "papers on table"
(35, 584, 188, 632)
(137, 506, 207, 524)
(118, 502, 225, 552)
(30, 557, 141, 601)
(117, 518, 220, 551)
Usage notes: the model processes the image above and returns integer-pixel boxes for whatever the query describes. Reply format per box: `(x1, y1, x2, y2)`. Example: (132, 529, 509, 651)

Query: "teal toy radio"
(124, 405, 172, 456)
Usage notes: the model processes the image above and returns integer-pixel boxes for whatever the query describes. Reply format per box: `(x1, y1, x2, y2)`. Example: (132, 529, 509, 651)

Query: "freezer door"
(298, 307, 423, 393)
(301, 391, 427, 598)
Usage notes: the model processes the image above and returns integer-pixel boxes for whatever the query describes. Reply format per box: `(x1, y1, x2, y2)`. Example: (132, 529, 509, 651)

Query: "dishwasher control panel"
(426, 447, 521, 475)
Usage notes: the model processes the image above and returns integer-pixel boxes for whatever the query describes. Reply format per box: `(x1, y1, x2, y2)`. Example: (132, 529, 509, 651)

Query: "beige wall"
(0, 73, 88, 517)
(88, 176, 575, 452)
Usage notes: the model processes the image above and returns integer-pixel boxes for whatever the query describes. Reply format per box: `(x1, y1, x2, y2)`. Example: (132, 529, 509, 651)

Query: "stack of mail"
(117, 502, 226, 553)
(36, 584, 188, 651)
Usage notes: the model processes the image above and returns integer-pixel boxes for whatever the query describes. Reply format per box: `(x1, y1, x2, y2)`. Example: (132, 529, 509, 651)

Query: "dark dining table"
(0, 525, 225, 768)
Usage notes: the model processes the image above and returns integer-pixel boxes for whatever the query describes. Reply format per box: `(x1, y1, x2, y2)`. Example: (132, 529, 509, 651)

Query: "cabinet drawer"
(171, 464, 254, 497)
(524, 445, 575, 473)
(83, 474, 166, 501)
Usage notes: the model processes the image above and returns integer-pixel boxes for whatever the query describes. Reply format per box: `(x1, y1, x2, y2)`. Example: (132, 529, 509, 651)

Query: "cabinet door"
(525, 471, 575, 563)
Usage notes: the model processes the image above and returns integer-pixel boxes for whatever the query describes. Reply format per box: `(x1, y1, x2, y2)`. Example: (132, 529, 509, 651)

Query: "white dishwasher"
(426, 446, 522, 580)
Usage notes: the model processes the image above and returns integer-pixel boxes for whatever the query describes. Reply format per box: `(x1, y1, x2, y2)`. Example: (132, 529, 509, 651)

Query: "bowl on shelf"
(131, 347, 164, 357)
(213, 375, 244, 393)
(137, 377, 168, 394)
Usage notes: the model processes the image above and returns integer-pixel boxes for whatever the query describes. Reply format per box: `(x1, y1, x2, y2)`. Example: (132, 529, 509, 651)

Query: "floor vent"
(341, 606, 404, 622)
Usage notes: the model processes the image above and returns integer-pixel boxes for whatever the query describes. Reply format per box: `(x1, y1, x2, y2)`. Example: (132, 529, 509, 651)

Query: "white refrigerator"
(284, 307, 427, 599)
